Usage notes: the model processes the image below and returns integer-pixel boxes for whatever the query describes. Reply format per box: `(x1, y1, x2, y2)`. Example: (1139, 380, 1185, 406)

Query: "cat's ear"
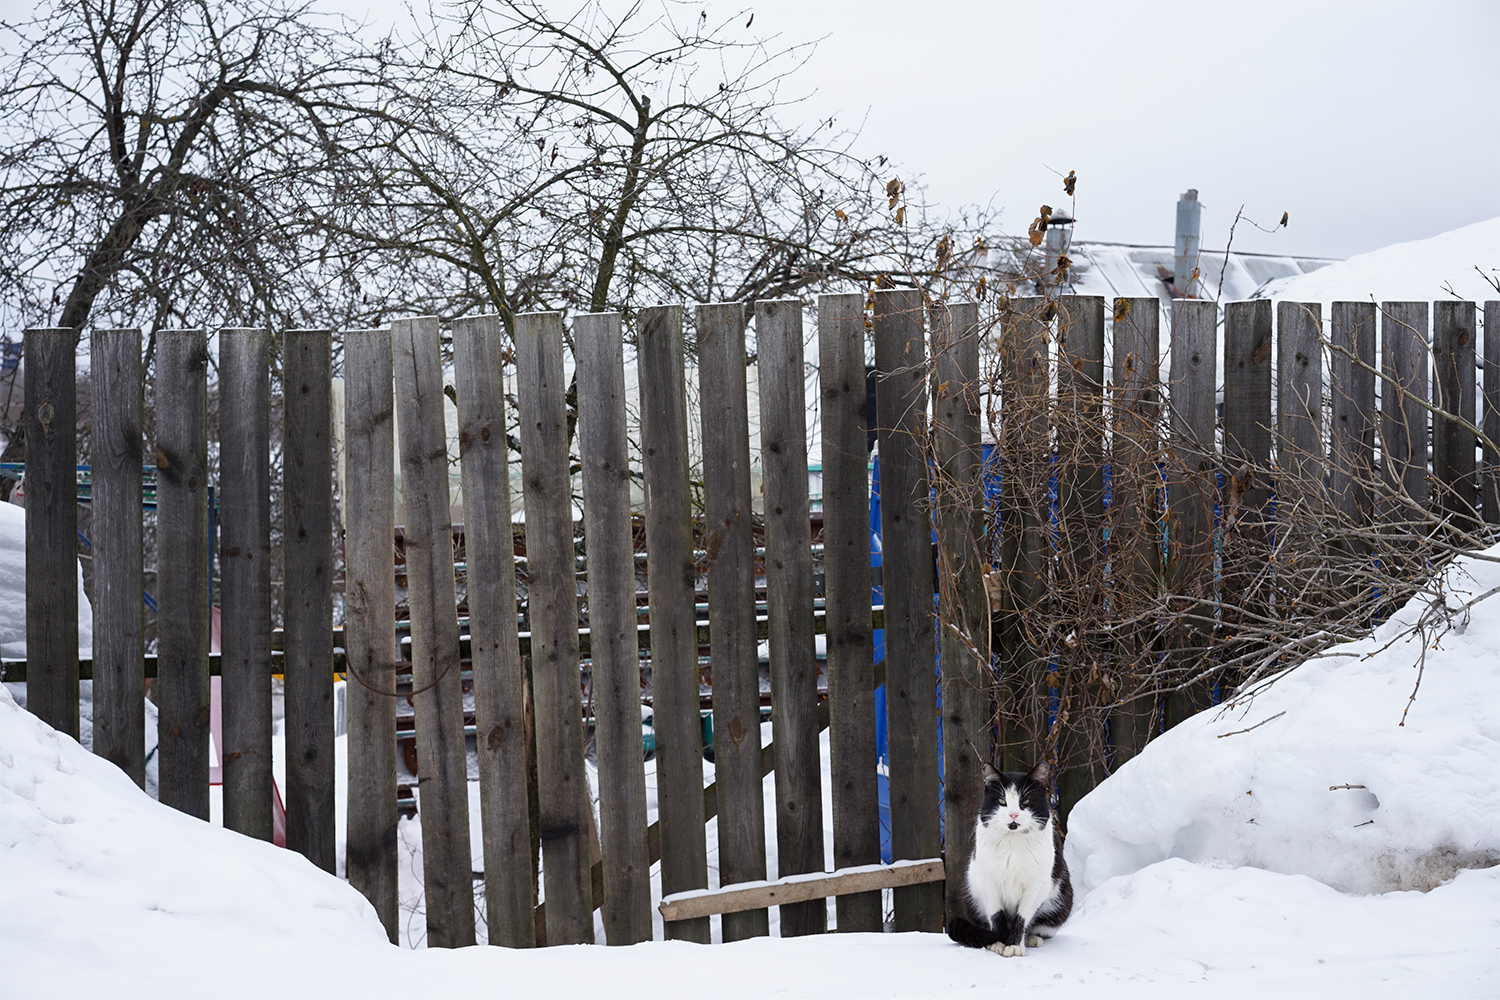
(982, 762, 1002, 785)
(1026, 760, 1051, 786)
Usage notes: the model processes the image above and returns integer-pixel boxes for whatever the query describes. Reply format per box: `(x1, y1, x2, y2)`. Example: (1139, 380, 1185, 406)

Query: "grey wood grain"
(1054, 295, 1105, 825)
(756, 298, 826, 937)
(1277, 302, 1324, 505)
(514, 311, 593, 946)
(1109, 298, 1162, 765)
(89, 328, 144, 784)
(1484, 302, 1500, 526)
(1165, 301, 1217, 729)
(218, 328, 272, 838)
(154, 329, 210, 818)
(391, 316, 476, 949)
(1223, 299, 1272, 532)
(816, 292, 882, 934)
(24, 328, 78, 739)
(283, 329, 335, 872)
(1432, 301, 1477, 527)
(1330, 303, 1377, 543)
(695, 302, 769, 942)
(872, 288, 942, 933)
(342, 328, 399, 941)
(1380, 302, 1430, 524)
(636, 304, 710, 943)
(574, 311, 652, 946)
(930, 300, 989, 915)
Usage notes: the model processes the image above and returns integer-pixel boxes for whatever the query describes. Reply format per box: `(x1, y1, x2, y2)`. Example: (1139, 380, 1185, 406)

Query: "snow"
(1065, 544, 1500, 897)
(1252, 216, 1500, 305)
(0, 499, 93, 660)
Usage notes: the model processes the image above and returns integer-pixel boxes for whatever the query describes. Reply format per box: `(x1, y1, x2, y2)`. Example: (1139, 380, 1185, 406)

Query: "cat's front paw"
(986, 942, 1025, 958)
(1025, 935, 1044, 948)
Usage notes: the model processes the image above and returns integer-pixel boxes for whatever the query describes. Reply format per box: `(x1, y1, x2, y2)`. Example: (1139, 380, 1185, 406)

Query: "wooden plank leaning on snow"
(658, 859, 946, 923)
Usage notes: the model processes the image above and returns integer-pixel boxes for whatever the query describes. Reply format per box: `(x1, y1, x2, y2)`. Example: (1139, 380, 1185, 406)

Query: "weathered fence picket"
(637, 304, 711, 944)
(1381, 302, 1430, 527)
(817, 292, 883, 934)
(515, 312, 593, 946)
(575, 311, 652, 946)
(219, 328, 273, 839)
(391, 315, 475, 949)
(343, 328, 400, 941)
(1277, 302, 1324, 508)
(1330, 302, 1377, 549)
(155, 329, 210, 819)
(1432, 301, 1477, 526)
(695, 302, 770, 942)
(453, 314, 536, 948)
(872, 287, 942, 934)
(24, 328, 78, 739)
(90, 327, 144, 785)
(1485, 302, 1500, 527)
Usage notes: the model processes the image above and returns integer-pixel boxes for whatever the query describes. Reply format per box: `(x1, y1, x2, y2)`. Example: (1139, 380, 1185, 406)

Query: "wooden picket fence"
(10, 293, 1499, 950)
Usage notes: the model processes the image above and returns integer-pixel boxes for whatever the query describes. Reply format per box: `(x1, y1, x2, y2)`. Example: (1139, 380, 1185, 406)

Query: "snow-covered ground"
(6, 547, 1500, 996)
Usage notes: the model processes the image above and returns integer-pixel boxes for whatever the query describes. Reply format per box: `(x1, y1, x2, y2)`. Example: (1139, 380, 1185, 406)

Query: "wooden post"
(996, 298, 1048, 773)
(1108, 298, 1162, 765)
(757, 298, 827, 937)
(391, 316, 476, 949)
(342, 328, 400, 941)
(154, 329, 210, 818)
(817, 292, 882, 934)
(636, 304, 710, 944)
(695, 303, 770, 942)
(1330, 303, 1377, 547)
(23, 328, 78, 739)
(514, 312, 593, 946)
(90, 328, 144, 784)
(1380, 303, 1430, 528)
(1054, 295, 1105, 825)
(283, 329, 335, 872)
(1484, 302, 1500, 527)
(218, 328, 272, 839)
(575, 312, 652, 946)
(1164, 301, 1217, 729)
(930, 301, 989, 916)
(872, 287, 942, 934)
(1432, 301, 1478, 528)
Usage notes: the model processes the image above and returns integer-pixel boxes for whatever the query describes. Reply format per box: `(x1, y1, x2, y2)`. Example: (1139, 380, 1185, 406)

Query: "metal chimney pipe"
(1174, 189, 1201, 297)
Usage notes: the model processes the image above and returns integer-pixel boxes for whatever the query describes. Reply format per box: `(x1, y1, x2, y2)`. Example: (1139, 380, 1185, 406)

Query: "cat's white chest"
(966, 820, 1056, 918)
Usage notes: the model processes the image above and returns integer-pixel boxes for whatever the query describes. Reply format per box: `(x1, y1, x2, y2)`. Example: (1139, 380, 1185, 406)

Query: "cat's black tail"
(946, 916, 1003, 950)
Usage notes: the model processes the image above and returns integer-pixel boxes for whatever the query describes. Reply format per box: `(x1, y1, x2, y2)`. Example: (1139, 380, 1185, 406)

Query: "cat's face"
(977, 761, 1051, 834)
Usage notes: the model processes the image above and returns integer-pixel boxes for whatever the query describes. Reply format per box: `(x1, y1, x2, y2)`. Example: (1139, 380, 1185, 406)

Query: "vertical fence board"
(342, 328, 400, 941)
(817, 292, 882, 933)
(1165, 301, 1217, 728)
(1330, 303, 1377, 545)
(391, 316, 476, 949)
(90, 328, 143, 783)
(757, 298, 826, 937)
(1055, 295, 1105, 824)
(1108, 298, 1161, 765)
(1277, 302, 1324, 504)
(454, 315, 536, 948)
(514, 312, 593, 946)
(637, 305, 710, 943)
(1485, 302, 1500, 527)
(155, 329, 210, 817)
(575, 312, 652, 946)
(1432, 301, 1478, 527)
(872, 287, 942, 933)
(997, 298, 1049, 773)
(283, 329, 335, 872)
(1380, 303, 1430, 527)
(1223, 298, 1273, 560)
(930, 301, 988, 915)
(218, 328, 272, 838)
(695, 303, 770, 941)
(22, 328, 78, 738)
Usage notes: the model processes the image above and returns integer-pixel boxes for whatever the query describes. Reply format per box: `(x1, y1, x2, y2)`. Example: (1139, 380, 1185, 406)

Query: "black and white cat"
(946, 760, 1074, 957)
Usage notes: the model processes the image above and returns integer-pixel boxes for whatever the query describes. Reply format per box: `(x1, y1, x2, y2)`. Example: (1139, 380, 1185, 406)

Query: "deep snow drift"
(5, 550, 1500, 996)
